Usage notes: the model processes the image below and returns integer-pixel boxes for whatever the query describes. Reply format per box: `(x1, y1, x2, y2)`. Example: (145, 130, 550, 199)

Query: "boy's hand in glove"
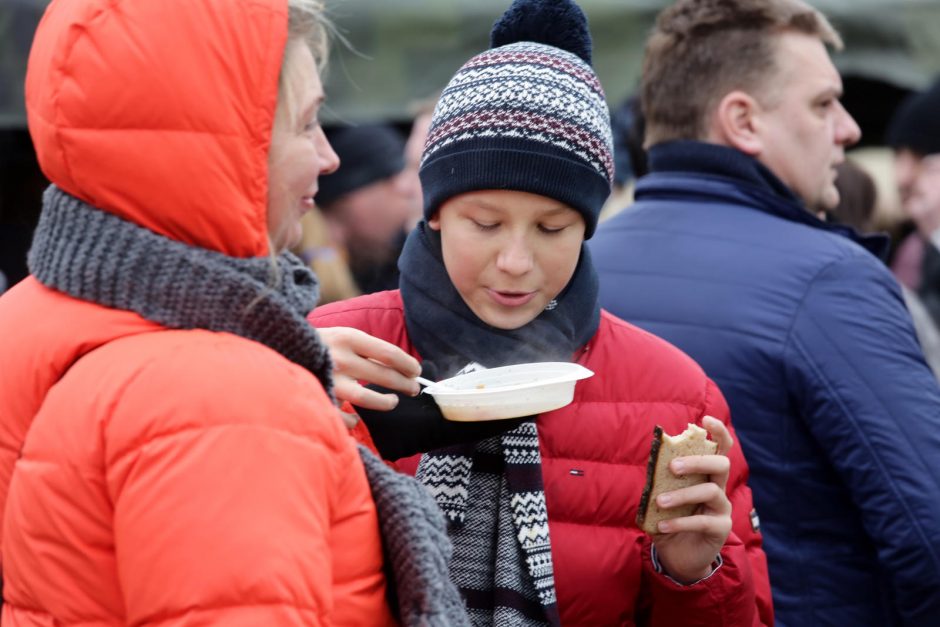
(352, 362, 530, 460)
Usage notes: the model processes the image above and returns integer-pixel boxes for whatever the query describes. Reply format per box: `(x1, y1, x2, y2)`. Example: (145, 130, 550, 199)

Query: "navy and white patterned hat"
(419, 0, 613, 238)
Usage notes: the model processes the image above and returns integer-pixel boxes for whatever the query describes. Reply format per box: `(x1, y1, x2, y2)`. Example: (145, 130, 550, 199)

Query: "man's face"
(327, 174, 414, 256)
(895, 148, 925, 209)
(902, 153, 940, 237)
(400, 111, 434, 229)
(753, 32, 861, 211)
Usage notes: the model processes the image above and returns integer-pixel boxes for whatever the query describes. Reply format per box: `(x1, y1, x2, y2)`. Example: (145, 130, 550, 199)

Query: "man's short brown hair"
(641, 0, 841, 146)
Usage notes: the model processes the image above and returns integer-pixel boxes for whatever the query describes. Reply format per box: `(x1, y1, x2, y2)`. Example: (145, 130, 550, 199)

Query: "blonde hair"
(273, 0, 330, 138)
(287, 0, 329, 68)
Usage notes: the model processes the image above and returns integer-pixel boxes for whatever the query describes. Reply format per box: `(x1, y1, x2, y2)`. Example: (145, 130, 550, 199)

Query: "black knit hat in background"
(317, 124, 406, 207)
(418, 0, 613, 239)
(886, 77, 940, 156)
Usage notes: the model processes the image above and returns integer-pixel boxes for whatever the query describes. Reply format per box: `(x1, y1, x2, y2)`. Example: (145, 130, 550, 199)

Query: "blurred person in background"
(827, 159, 940, 379)
(402, 95, 439, 230)
(293, 208, 361, 305)
(318, 123, 419, 294)
(901, 155, 940, 377)
(886, 77, 940, 327)
(591, 0, 940, 624)
(0, 0, 467, 624)
(599, 95, 648, 222)
(824, 160, 878, 231)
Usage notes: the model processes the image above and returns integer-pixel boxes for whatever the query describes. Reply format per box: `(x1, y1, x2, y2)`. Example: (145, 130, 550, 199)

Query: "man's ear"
(708, 90, 763, 157)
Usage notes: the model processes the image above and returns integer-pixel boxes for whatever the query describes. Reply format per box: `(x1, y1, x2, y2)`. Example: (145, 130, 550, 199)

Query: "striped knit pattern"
(504, 424, 556, 610)
(423, 43, 612, 180)
(420, 454, 474, 524)
(417, 422, 559, 626)
(419, 41, 613, 237)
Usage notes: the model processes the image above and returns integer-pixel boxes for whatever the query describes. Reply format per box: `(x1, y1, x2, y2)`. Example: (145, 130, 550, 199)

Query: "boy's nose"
(496, 237, 534, 276)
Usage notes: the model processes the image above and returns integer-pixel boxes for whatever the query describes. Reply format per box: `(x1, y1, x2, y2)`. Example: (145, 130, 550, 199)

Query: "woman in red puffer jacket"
(0, 1, 464, 625)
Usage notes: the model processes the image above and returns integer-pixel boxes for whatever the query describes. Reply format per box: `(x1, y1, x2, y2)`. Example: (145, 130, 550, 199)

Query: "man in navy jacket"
(591, 1, 940, 625)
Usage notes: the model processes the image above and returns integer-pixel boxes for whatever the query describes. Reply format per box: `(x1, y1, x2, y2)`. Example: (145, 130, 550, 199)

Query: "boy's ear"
(428, 212, 442, 231)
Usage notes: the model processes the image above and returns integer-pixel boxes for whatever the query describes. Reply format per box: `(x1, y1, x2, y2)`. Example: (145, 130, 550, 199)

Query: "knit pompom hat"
(419, 0, 613, 238)
(887, 77, 940, 157)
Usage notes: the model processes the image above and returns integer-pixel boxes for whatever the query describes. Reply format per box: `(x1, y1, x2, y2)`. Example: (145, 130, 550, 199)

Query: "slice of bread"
(636, 422, 719, 534)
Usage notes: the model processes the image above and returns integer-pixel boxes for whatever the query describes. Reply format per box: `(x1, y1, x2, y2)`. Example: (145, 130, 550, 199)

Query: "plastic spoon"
(415, 376, 438, 389)
(415, 376, 452, 393)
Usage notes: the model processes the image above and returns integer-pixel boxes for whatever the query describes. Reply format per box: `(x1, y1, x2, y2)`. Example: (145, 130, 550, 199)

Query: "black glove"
(353, 383, 530, 461)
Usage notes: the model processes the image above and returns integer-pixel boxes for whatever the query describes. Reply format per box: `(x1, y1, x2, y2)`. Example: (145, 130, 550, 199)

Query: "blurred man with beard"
(887, 78, 940, 327)
(318, 123, 419, 294)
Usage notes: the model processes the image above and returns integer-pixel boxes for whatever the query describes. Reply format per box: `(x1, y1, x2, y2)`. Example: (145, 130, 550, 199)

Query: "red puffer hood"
(26, 0, 288, 257)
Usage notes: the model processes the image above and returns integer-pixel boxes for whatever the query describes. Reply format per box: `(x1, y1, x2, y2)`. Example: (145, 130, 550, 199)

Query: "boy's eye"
(472, 219, 499, 231)
(539, 224, 567, 234)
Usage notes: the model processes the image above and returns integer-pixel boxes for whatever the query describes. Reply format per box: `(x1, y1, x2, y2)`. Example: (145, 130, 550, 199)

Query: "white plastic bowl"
(423, 362, 594, 422)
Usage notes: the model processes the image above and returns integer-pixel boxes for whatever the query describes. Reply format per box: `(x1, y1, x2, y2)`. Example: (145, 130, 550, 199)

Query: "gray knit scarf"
(29, 185, 335, 395)
(29, 185, 469, 627)
(359, 446, 471, 625)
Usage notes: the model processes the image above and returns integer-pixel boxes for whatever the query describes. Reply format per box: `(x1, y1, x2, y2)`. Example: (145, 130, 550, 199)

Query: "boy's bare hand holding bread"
(637, 416, 734, 584)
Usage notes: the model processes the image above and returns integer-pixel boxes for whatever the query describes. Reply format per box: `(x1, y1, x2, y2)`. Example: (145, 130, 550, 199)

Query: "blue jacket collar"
(641, 140, 890, 260)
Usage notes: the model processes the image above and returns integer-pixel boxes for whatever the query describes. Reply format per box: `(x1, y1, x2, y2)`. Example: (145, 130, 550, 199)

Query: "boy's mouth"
(488, 289, 536, 307)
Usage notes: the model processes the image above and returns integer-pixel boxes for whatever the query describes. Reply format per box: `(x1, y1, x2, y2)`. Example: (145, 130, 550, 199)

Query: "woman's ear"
(708, 90, 763, 157)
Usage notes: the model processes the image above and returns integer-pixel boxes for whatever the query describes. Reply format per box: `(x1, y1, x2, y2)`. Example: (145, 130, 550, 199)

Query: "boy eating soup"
(312, 0, 772, 624)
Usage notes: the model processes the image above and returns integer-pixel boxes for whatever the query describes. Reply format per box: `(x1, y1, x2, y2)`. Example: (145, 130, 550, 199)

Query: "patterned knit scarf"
(29, 186, 470, 627)
(399, 222, 600, 626)
(358, 446, 471, 626)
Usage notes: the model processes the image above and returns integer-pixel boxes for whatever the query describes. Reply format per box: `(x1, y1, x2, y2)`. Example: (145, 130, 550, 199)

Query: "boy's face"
(429, 190, 585, 330)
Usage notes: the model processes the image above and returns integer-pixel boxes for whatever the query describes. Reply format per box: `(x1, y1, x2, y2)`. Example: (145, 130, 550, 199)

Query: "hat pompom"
(490, 0, 592, 65)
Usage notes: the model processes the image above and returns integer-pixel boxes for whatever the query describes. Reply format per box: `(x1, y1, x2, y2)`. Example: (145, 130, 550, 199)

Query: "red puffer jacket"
(311, 290, 774, 626)
(0, 0, 394, 624)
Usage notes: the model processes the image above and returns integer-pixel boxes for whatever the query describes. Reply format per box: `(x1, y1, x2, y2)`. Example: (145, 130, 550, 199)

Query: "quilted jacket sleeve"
(641, 379, 773, 627)
(708, 379, 773, 626)
(102, 354, 369, 626)
(642, 533, 760, 627)
(786, 255, 940, 623)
